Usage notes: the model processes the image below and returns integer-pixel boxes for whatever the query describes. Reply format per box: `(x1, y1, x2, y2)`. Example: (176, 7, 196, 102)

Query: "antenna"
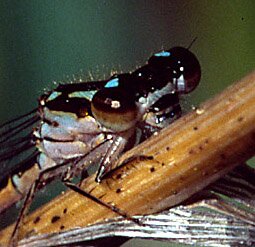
(187, 37, 198, 50)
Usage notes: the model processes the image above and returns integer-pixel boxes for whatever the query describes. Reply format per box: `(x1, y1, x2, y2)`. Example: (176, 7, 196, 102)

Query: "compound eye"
(91, 88, 139, 132)
(168, 47, 201, 94)
(148, 47, 201, 94)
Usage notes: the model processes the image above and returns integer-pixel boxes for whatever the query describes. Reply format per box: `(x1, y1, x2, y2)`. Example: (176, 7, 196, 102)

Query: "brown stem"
(0, 70, 255, 246)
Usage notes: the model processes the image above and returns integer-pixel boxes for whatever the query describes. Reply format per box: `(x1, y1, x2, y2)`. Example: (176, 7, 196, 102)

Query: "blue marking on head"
(154, 51, 171, 57)
(105, 78, 119, 88)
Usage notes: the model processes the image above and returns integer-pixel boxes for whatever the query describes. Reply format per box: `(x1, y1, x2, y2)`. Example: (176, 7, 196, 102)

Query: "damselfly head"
(148, 47, 201, 94)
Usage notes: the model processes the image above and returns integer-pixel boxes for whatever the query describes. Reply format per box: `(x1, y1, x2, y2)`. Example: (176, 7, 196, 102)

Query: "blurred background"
(0, 0, 254, 121)
(0, 1, 254, 246)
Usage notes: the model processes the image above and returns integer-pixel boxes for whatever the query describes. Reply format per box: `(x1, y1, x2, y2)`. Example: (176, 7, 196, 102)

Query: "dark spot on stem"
(161, 162, 165, 166)
(238, 116, 244, 122)
(193, 126, 198, 130)
(60, 225, 65, 230)
(116, 188, 122, 193)
(51, 215, 61, 223)
(116, 173, 122, 179)
(33, 216, 40, 224)
(166, 146, 170, 151)
(63, 208, 67, 214)
(150, 167, 155, 172)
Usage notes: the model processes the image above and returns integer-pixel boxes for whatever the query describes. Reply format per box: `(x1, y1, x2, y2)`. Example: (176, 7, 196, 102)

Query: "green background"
(0, 0, 254, 121)
(0, 1, 254, 246)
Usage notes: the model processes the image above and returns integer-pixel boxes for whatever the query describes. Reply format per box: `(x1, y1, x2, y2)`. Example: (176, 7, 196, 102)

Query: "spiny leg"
(9, 177, 40, 247)
(9, 135, 139, 245)
(63, 135, 142, 225)
(9, 163, 65, 246)
(63, 180, 141, 225)
(95, 135, 129, 182)
(62, 137, 112, 184)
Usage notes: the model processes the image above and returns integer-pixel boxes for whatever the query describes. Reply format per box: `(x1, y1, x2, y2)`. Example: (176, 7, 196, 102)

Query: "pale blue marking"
(69, 90, 97, 101)
(154, 51, 171, 57)
(47, 91, 61, 101)
(105, 78, 119, 88)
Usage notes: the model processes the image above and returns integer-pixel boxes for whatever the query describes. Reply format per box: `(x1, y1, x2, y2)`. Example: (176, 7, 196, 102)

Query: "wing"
(0, 109, 40, 213)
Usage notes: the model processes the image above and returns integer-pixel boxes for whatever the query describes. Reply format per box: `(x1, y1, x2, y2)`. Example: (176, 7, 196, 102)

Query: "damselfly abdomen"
(0, 46, 201, 245)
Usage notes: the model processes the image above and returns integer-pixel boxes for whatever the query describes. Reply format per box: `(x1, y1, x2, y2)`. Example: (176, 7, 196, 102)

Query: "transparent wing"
(0, 109, 40, 185)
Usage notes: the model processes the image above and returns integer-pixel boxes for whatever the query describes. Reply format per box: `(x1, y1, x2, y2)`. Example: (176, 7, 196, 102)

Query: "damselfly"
(0, 46, 201, 245)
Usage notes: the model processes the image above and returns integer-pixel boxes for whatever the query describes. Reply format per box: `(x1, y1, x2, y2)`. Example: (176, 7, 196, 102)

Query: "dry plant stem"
(1, 70, 255, 246)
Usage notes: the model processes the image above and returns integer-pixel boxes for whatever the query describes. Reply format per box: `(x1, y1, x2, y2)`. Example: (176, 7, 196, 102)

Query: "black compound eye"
(167, 47, 201, 94)
(91, 88, 139, 132)
(148, 47, 201, 94)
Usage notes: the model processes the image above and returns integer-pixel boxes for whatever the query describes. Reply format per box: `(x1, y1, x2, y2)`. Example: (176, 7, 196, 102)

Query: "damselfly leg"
(9, 130, 141, 246)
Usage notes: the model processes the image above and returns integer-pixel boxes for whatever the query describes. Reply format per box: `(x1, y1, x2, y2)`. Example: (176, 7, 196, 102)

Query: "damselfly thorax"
(0, 46, 201, 245)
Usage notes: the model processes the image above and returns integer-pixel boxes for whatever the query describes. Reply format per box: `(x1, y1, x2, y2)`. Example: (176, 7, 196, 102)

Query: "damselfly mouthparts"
(0, 46, 201, 245)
